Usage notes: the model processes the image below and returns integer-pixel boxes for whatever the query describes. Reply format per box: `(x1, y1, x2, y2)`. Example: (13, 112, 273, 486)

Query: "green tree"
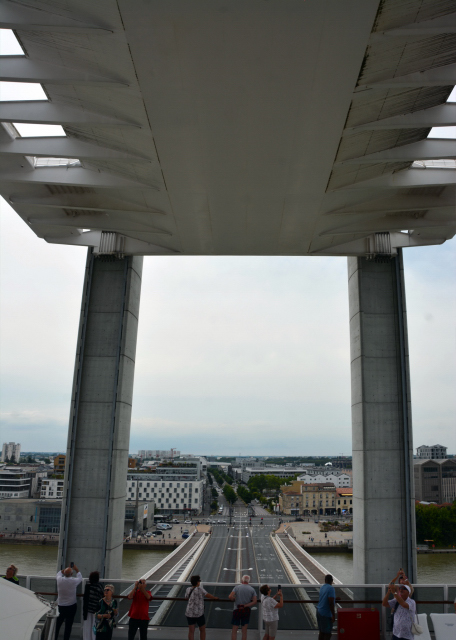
(237, 486, 252, 504)
(212, 487, 218, 499)
(223, 484, 237, 505)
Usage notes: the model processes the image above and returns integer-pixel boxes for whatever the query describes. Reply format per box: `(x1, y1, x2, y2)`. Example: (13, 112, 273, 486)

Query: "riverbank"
(0, 537, 183, 551)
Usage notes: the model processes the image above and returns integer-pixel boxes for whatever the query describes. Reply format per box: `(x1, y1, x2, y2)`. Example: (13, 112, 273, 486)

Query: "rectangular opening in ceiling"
(13, 123, 66, 137)
(0, 30, 25, 56)
(427, 86, 456, 139)
(0, 82, 47, 101)
(34, 158, 81, 168)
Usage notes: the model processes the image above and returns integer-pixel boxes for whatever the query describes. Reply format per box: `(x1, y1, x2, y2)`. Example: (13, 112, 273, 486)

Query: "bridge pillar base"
(58, 250, 143, 578)
(348, 251, 417, 585)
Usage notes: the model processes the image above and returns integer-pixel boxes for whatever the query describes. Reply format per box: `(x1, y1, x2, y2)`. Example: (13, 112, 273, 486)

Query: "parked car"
(172, 519, 180, 523)
(295, 517, 304, 522)
(153, 530, 163, 536)
(184, 520, 192, 524)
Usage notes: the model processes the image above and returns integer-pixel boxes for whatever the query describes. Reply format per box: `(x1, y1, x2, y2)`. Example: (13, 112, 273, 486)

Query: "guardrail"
(18, 575, 456, 640)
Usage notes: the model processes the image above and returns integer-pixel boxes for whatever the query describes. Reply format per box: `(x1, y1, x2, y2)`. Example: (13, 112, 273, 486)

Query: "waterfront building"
(416, 444, 447, 460)
(336, 488, 353, 515)
(279, 481, 337, 516)
(127, 459, 204, 514)
(138, 449, 181, 459)
(1, 442, 21, 463)
(0, 468, 32, 498)
(414, 458, 456, 504)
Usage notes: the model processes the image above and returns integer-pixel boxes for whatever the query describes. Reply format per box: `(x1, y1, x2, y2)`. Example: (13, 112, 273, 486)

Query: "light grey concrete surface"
(58, 251, 143, 578)
(348, 253, 417, 585)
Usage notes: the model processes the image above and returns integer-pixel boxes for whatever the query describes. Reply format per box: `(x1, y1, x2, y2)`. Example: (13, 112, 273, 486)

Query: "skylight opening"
(0, 82, 47, 101)
(427, 126, 456, 139)
(447, 86, 456, 102)
(13, 123, 66, 137)
(34, 157, 81, 168)
(0, 30, 25, 56)
(412, 159, 456, 169)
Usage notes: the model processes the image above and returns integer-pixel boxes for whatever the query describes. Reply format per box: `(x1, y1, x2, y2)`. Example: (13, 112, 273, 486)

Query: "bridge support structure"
(58, 249, 143, 578)
(348, 250, 417, 584)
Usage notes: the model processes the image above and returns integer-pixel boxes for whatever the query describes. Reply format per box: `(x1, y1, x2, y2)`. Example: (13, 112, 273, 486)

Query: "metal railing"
(17, 575, 456, 639)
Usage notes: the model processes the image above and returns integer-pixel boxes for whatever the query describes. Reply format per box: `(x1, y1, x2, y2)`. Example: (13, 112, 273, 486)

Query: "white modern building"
(0, 468, 31, 498)
(41, 477, 65, 499)
(1, 442, 21, 464)
(127, 459, 205, 514)
(297, 472, 352, 488)
(416, 444, 447, 460)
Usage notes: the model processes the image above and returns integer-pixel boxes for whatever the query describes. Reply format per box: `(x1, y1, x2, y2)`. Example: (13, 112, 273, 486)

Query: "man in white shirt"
(55, 563, 83, 640)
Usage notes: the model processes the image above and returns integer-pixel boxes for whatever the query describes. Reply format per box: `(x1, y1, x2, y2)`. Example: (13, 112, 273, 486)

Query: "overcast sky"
(0, 29, 454, 458)
(0, 198, 454, 457)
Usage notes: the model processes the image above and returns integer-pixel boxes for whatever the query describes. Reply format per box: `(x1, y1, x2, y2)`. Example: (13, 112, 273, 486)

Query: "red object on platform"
(338, 608, 380, 639)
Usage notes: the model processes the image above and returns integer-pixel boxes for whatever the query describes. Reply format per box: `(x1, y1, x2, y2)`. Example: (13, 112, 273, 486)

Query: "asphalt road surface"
(161, 497, 314, 631)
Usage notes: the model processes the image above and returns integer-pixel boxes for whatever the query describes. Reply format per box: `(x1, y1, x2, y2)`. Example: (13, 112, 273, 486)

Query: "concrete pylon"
(58, 250, 143, 578)
(348, 250, 417, 585)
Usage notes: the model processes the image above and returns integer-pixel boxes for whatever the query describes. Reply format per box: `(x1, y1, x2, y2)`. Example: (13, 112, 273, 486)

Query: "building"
(1, 442, 21, 464)
(0, 468, 32, 498)
(138, 449, 180, 459)
(336, 488, 353, 515)
(414, 459, 456, 504)
(241, 467, 312, 484)
(41, 477, 65, 500)
(53, 455, 66, 473)
(279, 481, 337, 516)
(297, 472, 351, 488)
(0, 499, 154, 535)
(127, 459, 204, 514)
(128, 458, 138, 469)
(416, 444, 447, 460)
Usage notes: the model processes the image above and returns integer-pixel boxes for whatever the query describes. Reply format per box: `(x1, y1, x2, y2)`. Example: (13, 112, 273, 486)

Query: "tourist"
(185, 574, 219, 640)
(95, 584, 118, 639)
(127, 579, 152, 640)
(2, 564, 19, 585)
(316, 574, 335, 640)
(382, 581, 416, 640)
(83, 571, 104, 640)
(259, 584, 283, 640)
(229, 575, 257, 640)
(55, 563, 83, 640)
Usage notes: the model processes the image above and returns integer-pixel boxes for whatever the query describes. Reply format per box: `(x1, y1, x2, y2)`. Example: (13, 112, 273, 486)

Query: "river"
(1, 544, 455, 583)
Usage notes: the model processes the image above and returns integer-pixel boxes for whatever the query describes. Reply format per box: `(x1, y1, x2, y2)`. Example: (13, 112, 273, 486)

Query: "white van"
(157, 523, 172, 530)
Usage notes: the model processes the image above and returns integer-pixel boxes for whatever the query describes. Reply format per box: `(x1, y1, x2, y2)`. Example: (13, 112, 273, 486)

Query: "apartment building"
(297, 472, 351, 487)
(416, 444, 447, 460)
(1, 442, 21, 463)
(279, 481, 337, 516)
(0, 468, 31, 498)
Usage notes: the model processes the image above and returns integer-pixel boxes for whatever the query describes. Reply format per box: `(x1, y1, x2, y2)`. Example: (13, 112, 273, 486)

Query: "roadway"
(161, 494, 313, 631)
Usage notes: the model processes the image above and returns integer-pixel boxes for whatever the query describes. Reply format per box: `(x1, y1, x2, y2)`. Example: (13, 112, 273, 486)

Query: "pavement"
(285, 519, 353, 547)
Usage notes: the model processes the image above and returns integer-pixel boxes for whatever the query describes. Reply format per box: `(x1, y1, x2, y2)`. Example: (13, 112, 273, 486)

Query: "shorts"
(232, 606, 251, 626)
(186, 614, 206, 627)
(317, 612, 333, 634)
(264, 620, 278, 636)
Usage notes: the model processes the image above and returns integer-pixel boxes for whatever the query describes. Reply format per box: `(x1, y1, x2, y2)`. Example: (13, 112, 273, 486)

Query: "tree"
(223, 484, 237, 505)
(237, 486, 252, 504)
(212, 488, 218, 499)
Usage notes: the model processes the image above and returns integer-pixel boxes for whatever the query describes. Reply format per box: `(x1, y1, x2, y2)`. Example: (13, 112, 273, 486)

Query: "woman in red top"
(127, 579, 152, 640)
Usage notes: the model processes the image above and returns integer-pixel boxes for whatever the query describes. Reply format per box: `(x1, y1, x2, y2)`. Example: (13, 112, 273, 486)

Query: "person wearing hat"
(382, 580, 416, 640)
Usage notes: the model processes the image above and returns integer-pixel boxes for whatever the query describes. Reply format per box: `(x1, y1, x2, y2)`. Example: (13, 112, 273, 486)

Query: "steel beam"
(337, 139, 456, 165)
(335, 168, 456, 190)
(0, 167, 155, 188)
(0, 101, 139, 126)
(0, 138, 150, 161)
(344, 103, 456, 133)
(0, 56, 126, 85)
(0, 3, 112, 33)
(356, 62, 456, 90)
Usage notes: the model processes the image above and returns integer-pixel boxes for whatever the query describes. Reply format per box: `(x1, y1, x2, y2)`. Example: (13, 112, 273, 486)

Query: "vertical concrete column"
(58, 250, 143, 578)
(348, 250, 417, 585)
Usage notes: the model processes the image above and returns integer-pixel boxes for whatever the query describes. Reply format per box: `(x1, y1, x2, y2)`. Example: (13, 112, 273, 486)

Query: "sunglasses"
(104, 588, 112, 592)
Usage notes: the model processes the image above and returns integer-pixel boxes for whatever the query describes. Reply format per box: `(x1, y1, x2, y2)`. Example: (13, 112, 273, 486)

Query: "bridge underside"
(0, 0, 454, 581)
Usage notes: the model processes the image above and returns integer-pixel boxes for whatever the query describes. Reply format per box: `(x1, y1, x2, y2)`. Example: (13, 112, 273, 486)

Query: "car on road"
(145, 532, 152, 537)
(153, 530, 163, 536)
(220, 520, 227, 524)
(184, 520, 192, 524)
(295, 517, 304, 522)
(172, 519, 180, 523)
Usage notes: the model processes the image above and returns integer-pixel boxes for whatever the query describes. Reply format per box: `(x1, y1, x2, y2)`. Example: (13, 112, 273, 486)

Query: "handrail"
(32, 592, 455, 604)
